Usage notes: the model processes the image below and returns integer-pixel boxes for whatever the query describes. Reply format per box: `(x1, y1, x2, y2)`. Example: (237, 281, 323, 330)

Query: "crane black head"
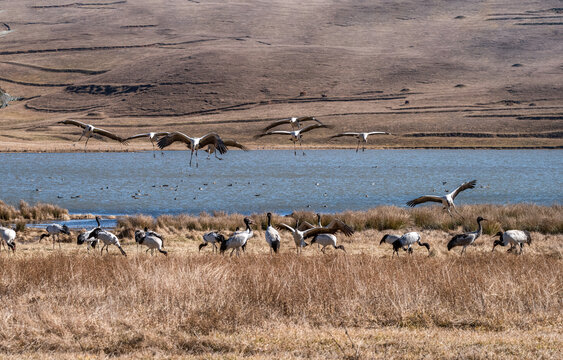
(477, 216, 487, 223)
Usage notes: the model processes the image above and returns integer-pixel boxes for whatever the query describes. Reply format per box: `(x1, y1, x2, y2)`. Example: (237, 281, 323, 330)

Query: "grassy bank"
(114, 204, 563, 238)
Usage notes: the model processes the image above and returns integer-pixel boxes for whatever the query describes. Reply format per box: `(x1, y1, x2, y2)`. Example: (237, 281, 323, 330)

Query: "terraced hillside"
(0, 0, 561, 151)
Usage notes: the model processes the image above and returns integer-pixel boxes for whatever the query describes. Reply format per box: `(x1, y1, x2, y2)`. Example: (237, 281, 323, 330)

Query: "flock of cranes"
(0, 108, 535, 257)
(0, 207, 533, 257)
(55, 115, 393, 161)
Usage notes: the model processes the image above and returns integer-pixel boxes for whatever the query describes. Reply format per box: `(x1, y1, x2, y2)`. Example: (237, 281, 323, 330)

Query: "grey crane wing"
(58, 119, 88, 129)
(406, 195, 444, 207)
(451, 180, 477, 199)
(93, 127, 128, 144)
(276, 223, 295, 233)
(297, 221, 316, 231)
(263, 118, 291, 131)
(303, 219, 354, 239)
(330, 132, 359, 139)
(367, 131, 390, 136)
(223, 139, 249, 151)
(199, 133, 227, 154)
(157, 132, 193, 149)
(125, 133, 151, 141)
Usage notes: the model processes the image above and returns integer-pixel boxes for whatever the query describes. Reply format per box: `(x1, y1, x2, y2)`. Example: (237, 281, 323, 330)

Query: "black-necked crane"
(157, 131, 228, 167)
(0, 226, 16, 252)
(310, 234, 346, 254)
(58, 119, 128, 151)
(135, 229, 167, 256)
(0, 87, 21, 109)
(390, 232, 430, 257)
(206, 139, 249, 160)
(263, 116, 321, 131)
(39, 223, 71, 249)
(492, 230, 532, 254)
(265, 212, 281, 254)
(379, 233, 401, 246)
(198, 231, 225, 253)
(330, 131, 391, 152)
(407, 180, 477, 217)
(447, 216, 487, 254)
(77, 216, 101, 251)
(125, 132, 170, 157)
(220, 217, 254, 256)
(277, 218, 354, 254)
(88, 228, 127, 256)
(255, 123, 330, 156)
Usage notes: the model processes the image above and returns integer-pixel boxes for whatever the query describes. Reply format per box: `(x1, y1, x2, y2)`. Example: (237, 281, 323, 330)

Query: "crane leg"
(195, 150, 199, 168)
(84, 136, 91, 152)
(293, 140, 297, 156)
(299, 137, 305, 156)
(214, 151, 223, 160)
(189, 149, 194, 167)
(356, 140, 360, 153)
(151, 139, 156, 158)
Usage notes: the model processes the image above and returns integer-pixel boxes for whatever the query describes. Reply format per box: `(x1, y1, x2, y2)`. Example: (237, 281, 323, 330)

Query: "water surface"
(1, 150, 561, 216)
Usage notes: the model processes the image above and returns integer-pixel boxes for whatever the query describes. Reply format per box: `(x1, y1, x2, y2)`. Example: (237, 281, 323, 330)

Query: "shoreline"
(1, 145, 563, 153)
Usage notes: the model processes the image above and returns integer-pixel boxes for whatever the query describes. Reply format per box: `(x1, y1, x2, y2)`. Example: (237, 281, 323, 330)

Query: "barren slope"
(0, 0, 562, 150)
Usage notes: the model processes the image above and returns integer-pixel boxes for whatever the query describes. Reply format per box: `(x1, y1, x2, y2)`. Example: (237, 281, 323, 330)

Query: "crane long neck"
(476, 220, 484, 235)
(267, 214, 272, 227)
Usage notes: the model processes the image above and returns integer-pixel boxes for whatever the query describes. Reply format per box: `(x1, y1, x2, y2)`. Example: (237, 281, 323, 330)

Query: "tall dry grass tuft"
(0, 252, 560, 355)
(0, 199, 68, 222)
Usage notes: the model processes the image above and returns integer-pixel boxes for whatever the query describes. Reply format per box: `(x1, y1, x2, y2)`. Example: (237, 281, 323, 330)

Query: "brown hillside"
(0, 0, 562, 150)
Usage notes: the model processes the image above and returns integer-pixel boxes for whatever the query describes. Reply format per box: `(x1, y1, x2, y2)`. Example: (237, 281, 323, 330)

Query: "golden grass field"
(1, 204, 562, 358)
(0, 0, 562, 151)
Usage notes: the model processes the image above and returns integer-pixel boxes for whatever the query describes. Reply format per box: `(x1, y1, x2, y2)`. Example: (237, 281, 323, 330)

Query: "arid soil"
(0, 0, 561, 151)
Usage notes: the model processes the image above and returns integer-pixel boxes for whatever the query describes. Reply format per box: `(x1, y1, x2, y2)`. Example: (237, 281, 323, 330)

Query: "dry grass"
(0, 247, 561, 358)
(115, 204, 563, 237)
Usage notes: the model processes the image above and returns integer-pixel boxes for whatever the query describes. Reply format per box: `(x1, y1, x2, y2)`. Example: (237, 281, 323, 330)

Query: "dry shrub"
(0, 200, 19, 221)
(18, 200, 68, 220)
(116, 214, 156, 238)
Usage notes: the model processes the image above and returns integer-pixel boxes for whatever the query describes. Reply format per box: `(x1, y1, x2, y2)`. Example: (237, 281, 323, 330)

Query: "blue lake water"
(1, 150, 561, 217)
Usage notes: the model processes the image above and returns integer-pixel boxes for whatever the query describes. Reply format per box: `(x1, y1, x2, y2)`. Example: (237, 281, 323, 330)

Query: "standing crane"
(407, 180, 477, 217)
(264, 212, 281, 254)
(492, 230, 532, 254)
(447, 216, 487, 254)
(330, 131, 391, 152)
